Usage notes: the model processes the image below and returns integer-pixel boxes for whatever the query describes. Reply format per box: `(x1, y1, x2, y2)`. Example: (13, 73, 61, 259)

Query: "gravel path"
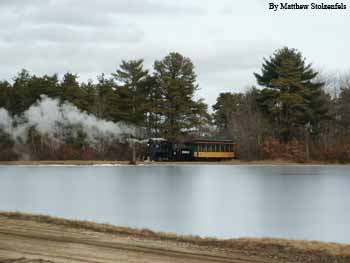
(0, 217, 277, 263)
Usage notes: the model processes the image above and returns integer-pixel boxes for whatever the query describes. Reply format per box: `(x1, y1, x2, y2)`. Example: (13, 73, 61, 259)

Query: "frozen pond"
(0, 165, 349, 243)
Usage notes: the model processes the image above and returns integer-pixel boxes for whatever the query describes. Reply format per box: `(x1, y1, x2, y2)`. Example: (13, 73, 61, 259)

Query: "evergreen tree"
(113, 59, 149, 125)
(113, 59, 149, 164)
(92, 74, 120, 121)
(189, 98, 212, 137)
(154, 52, 200, 141)
(80, 80, 96, 113)
(254, 47, 328, 141)
(212, 92, 245, 131)
(0, 81, 11, 110)
(142, 76, 163, 137)
(9, 69, 32, 115)
(4, 70, 60, 115)
(60, 72, 86, 109)
(337, 85, 350, 136)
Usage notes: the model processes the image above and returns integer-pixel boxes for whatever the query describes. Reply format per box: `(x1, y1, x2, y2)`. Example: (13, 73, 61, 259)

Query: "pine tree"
(113, 59, 149, 164)
(337, 85, 350, 136)
(60, 72, 86, 109)
(113, 59, 149, 126)
(189, 98, 212, 137)
(80, 80, 96, 114)
(142, 76, 163, 137)
(212, 92, 245, 131)
(10, 69, 32, 115)
(154, 52, 200, 141)
(254, 47, 328, 141)
(90, 74, 120, 121)
(0, 81, 11, 110)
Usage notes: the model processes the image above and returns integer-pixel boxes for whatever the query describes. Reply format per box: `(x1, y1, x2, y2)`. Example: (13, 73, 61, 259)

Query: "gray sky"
(0, 0, 349, 106)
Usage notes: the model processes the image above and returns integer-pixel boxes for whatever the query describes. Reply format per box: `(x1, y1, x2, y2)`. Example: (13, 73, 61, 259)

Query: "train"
(146, 138, 235, 161)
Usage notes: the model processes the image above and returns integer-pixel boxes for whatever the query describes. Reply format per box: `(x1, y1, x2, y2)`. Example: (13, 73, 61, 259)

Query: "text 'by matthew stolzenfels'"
(269, 2, 347, 11)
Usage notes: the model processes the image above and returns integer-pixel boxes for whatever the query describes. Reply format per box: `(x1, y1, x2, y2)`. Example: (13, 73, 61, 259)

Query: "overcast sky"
(0, 0, 349, 106)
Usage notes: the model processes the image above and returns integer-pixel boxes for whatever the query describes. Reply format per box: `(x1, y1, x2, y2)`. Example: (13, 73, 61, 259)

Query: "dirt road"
(0, 216, 275, 263)
(0, 213, 349, 263)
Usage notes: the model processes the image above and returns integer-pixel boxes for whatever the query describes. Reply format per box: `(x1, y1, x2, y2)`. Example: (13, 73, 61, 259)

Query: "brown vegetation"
(260, 137, 307, 162)
(319, 143, 350, 163)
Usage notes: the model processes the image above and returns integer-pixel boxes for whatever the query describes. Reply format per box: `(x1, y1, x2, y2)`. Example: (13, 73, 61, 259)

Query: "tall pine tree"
(154, 52, 200, 141)
(113, 59, 149, 126)
(254, 47, 328, 141)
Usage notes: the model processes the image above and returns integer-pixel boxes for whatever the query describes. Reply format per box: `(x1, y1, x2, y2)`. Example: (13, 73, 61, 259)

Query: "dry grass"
(1, 212, 350, 263)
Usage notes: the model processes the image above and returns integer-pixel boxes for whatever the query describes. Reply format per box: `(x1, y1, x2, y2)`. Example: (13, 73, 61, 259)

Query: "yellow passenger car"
(186, 139, 235, 160)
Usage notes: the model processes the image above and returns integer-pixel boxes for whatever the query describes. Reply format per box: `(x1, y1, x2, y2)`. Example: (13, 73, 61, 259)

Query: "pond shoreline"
(0, 159, 348, 166)
(1, 212, 350, 263)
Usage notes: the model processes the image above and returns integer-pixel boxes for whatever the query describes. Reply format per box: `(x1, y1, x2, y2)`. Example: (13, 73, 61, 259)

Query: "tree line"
(0, 52, 210, 161)
(1, 48, 350, 162)
(0, 52, 210, 140)
(214, 47, 350, 162)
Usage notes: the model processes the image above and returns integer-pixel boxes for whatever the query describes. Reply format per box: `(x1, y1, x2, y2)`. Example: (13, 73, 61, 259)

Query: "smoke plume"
(0, 108, 13, 135)
(0, 95, 133, 148)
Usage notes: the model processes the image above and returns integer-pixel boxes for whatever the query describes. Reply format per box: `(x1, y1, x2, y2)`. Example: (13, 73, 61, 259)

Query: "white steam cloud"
(0, 108, 13, 135)
(0, 95, 133, 147)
